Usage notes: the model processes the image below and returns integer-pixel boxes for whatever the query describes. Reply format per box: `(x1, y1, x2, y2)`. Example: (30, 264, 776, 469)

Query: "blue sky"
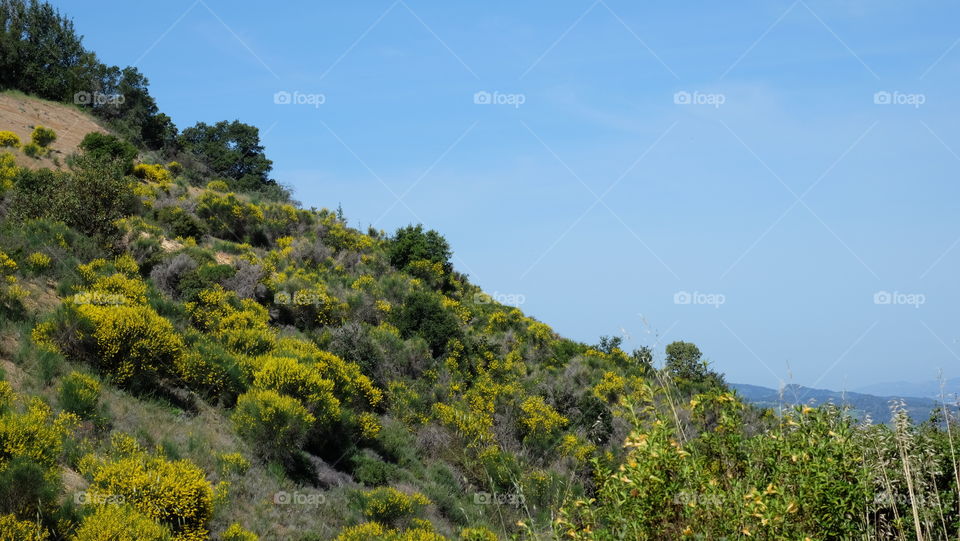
(54, 0, 960, 391)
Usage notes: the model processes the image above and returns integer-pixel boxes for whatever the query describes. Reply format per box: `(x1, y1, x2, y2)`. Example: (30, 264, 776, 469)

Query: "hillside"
(1, 1, 960, 540)
(0, 91, 108, 170)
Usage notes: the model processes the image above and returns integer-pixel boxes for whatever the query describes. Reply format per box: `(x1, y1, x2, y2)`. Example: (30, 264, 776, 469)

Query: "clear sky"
(51, 0, 960, 391)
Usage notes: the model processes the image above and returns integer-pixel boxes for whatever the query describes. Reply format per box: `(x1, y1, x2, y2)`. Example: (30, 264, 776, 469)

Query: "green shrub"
(30, 126, 56, 147)
(0, 457, 60, 520)
(57, 371, 101, 419)
(79, 132, 138, 171)
(155, 206, 206, 239)
(394, 291, 461, 357)
(388, 224, 451, 273)
(22, 142, 43, 158)
(11, 154, 137, 241)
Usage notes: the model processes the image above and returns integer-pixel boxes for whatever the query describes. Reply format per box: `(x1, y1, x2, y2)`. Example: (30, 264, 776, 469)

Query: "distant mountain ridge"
(732, 382, 941, 423)
(854, 378, 960, 401)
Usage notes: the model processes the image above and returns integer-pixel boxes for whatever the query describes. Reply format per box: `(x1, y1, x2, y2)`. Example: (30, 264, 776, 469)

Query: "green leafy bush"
(57, 371, 101, 419)
(30, 126, 56, 147)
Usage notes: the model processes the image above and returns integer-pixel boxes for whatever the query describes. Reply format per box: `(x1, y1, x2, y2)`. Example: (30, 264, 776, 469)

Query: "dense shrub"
(79, 434, 213, 540)
(388, 225, 451, 273)
(22, 142, 43, 158)
(57, 371, 101, 419)
(155, 206, 206, 239)
(150, 253, 198, 299)
(0, 131, 20, 148)
(30, 126, 56, 147)
(11, 154, 137, 241)
(72, 504, 171, 541)
(0, 514, 48, 540)
(38, 301, 185, 389)
(231, 389, 315, 464)
(361, 486, 431, 526)
(252, 356, 340, 424)
(178, 120, 274, 193)
(394, 291, 461, 357)
(78, 132, 138, 171)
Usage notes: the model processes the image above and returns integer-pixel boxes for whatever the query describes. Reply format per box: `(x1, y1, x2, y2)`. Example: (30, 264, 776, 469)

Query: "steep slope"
(0, 91, 109, 170)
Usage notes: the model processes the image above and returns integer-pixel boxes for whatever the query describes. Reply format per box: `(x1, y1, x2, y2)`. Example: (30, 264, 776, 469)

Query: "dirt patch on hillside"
(0, 92, 110, 170)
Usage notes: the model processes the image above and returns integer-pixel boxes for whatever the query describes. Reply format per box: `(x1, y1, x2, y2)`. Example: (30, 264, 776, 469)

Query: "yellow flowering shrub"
(335, 522, 448, 541)
(252, 356, 340, 424)
(231, 390, 315, 463)
(351, 275, 376, 292)
(527, 321, 554, 344)
(0, 397, 78, 471)
(217, 453, 250, 476)
(271, 338, 383, 408)
(0, 131, 20, 148)
(58, 303, 185, 387)
(0, 153, 16, 193)
(221, 523, 258, 541)
(186, 286, 276, 355)
(72, 505, 171, 541)
(518, 396, 568, 441)
(358, 411, 381, 439)
(592, 371, 627, 403)
(459, 527, 498, 541)
(406, 259, 445, 288)
(132, 163, 173, 185)
(79, 435, 213, 541)
(0, 514, 48, 540)
(0, 381, 11, 412)
(559, 434, 596, 462)
(206, 180, 229, 192)
(0, 251, 16, 273)
(361, 487, 431, 525)
(196, 191, 264, 239)
(24, 252, 51, 272)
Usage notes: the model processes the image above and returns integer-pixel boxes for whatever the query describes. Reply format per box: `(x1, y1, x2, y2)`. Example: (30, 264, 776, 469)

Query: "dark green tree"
(394, 291, 461, 357)
(664, 341, 725, 390)
(179, 120, 274, 192)
(78, 132, 138, 171)
(388, 224, 452, 272)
